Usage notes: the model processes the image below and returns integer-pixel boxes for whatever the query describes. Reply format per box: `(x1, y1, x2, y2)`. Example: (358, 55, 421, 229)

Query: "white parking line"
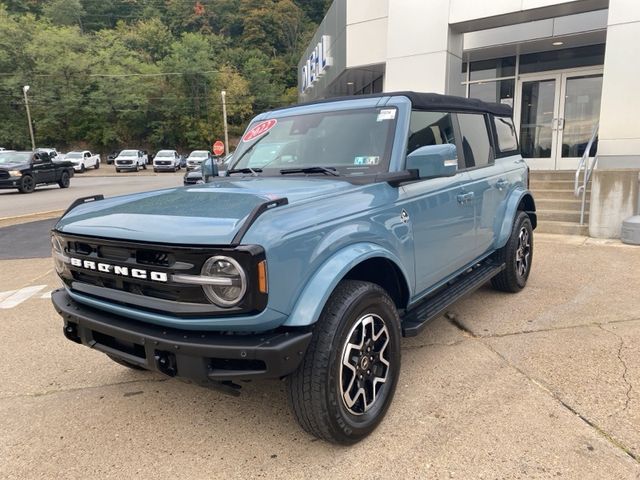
(0, 285, 47, 309)
(40, 291, 52, 299)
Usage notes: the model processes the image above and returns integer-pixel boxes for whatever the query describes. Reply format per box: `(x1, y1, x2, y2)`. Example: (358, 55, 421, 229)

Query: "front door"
(516, 69, 603, 170)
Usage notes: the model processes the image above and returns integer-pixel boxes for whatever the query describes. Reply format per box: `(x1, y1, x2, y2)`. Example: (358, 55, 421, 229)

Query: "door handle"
(496, 179, 508, 190)
(457, 192, 474, 204)
(558, 118, 565, 131)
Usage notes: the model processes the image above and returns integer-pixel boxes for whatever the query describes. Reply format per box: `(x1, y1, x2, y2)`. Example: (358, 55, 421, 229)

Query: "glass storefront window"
(561, 74, 602, 158)
(469, 57, 516, 81)
(519, 44, 605, 74)
(469, 79, 515, 106)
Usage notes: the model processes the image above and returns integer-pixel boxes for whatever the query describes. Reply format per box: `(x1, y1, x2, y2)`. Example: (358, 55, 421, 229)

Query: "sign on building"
(301, 35, 332, 93)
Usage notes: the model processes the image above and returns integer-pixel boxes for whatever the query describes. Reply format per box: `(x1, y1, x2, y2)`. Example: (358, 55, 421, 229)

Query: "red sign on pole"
(212, 140, 225, 157)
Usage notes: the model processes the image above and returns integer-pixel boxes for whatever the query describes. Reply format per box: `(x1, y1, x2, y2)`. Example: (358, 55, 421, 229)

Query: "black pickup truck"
(0, 150, 75, 193)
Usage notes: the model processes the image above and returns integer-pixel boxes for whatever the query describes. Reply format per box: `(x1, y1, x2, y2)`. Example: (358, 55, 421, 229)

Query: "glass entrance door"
(516, 69, 603, 170)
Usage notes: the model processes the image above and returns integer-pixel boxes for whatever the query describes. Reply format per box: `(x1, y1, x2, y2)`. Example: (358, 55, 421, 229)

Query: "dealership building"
(298, 0, 640, 239)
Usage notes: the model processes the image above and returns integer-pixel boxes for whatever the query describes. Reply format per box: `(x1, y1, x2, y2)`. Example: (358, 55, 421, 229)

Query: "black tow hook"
(154, 350, 177, 377)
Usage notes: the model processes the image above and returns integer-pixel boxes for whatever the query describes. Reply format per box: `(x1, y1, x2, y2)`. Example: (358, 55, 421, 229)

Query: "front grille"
(116, 160, 133, 165)
(155, 161, 171, 165)
(55, 233, 267, 317)
(0, 171, 9, 179)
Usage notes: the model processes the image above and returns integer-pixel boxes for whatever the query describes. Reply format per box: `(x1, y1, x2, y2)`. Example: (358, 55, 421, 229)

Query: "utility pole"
(221, 90, 229, 156)
(23, 85, 36, 151)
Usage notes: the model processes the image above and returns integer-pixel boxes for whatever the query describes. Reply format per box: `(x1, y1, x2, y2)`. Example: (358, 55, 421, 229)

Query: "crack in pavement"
(0, 377, 169, 402)
(402, 338, 467, 350)
(599, 324, 634, 413)
(444, 313, 640, 465)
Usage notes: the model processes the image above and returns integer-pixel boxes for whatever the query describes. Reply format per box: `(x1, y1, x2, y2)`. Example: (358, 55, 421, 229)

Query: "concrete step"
(536, 220, 589, 236)
(535, 198, 589, 211)
(530, 179, 589, 191)
(531, 188, 589, 200)
(538, 209, 589, 223)
(529, 170, 575, 181)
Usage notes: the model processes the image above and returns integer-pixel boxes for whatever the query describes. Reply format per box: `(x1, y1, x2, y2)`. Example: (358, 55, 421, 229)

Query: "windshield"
(230, 107, 397, 175)
(189, 151, 208, 158)
(66, 152, 82, 159)
(119, 150, 137, 156)
(156, 151, 173, 157)
(0, 151, 31, 164)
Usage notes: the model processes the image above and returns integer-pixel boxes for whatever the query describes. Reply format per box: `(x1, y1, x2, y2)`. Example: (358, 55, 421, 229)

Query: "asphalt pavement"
(0, 232, 639, 478)
(0, 219, 58, 259)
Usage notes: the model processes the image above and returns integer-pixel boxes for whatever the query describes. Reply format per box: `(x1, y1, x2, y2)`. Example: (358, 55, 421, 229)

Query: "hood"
(55, 176, 356, 245)
(0, 162, 29, 170)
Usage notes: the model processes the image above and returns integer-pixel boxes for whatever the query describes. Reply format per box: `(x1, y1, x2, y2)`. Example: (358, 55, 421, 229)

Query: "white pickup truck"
(114, 149, 148, 172)
(65, 150, 100, 173)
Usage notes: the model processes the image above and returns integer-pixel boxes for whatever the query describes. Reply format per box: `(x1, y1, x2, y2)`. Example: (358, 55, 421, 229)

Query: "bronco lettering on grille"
(69, 257, 168, 282)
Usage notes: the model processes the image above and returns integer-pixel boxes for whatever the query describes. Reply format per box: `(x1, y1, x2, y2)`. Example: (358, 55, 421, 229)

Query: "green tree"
(43, 0, 85, 29)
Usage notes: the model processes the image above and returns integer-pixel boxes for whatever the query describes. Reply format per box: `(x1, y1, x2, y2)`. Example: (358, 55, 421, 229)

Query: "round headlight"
(51, 234, 65, 274)
(201, 256, 246, 307)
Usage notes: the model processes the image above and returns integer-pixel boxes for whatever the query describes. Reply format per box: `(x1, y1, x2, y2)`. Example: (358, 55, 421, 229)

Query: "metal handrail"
(574, 123, 599, 225)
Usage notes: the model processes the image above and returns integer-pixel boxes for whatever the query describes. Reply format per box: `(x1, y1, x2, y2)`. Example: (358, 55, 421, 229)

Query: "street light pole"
(221, 90, 229, 156)
(22, 85, 36, 152)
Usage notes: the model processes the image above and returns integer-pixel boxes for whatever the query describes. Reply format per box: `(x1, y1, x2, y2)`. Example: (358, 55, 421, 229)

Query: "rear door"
(400, 110, 476, 296)
(457, 113, 510, 257)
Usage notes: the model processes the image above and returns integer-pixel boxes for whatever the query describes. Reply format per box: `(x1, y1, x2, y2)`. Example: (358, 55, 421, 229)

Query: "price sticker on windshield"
(242, 119, 278, 142)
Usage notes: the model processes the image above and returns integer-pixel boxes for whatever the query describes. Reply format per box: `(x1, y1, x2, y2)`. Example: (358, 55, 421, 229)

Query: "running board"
(401, 261, 505, 337)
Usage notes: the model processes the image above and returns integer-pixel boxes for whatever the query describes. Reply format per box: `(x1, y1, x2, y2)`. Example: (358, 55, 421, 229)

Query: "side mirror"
(201, 157, 219, 183)
(406, 144, 458, 179)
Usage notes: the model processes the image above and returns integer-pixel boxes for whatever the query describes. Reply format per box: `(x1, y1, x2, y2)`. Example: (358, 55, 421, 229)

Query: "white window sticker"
(377, 109, 396, 122)
(354, 156, 380, 166)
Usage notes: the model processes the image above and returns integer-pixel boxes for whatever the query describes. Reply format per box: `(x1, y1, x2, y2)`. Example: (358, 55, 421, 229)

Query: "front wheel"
(18, 174, 35, 193)
(287, 280, 401, 444)
(79, 164, 85, 173)
(142, 162, 147, 170)
(491, 211, 533, 292)
(58, 171, 70, 188)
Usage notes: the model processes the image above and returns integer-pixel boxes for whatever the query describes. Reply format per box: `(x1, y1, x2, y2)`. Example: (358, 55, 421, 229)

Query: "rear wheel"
(57, 171, 70, 188)
(94, 160, 100, 170)
(18, 174, 35, 193)
(287, 280, 401, 444)
(491, 211, 533, 292)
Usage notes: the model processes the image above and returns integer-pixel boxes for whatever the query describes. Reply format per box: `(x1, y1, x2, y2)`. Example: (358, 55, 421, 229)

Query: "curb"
(0, 209, 64, 228)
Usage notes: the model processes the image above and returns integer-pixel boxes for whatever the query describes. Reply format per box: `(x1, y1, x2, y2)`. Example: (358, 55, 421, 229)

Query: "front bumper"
(153, 164, 176, 170)
(52, 289, 311, 381)
(0, 177, 21, 189)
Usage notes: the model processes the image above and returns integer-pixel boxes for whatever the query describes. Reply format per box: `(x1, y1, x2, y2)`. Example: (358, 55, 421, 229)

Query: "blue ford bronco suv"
(51, 92, 535, 444)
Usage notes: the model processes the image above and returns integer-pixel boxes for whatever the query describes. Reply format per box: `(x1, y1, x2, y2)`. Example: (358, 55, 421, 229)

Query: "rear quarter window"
(457, 113, 492, 168)
(493, 116, 519, 153)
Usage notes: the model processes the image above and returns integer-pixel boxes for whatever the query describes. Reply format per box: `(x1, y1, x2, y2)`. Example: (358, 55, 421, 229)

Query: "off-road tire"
(107, 354, 146, 371)
(58, 171, 70, 188)
(287, 280, 401, 444)
(18, 175, 35, 193)
(491, 211, 533, 293)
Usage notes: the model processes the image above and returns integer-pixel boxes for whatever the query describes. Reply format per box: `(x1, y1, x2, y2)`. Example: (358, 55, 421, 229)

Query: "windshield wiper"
(227, 167, 263, 175)
(279, 166, 340, 176)
(226, 130, 271, 176)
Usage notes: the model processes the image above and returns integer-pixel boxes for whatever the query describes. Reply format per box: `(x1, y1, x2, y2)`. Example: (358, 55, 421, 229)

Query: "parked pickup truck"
(115, 149, 148, 172)
(65, 150, 100, 173)
(0, 150, 74, 193)
(51, 92, 535, 444)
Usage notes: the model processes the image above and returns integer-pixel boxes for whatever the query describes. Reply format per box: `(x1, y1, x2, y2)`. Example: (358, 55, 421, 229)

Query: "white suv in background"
(115, 150, 148, 172)
(186, 150, 212, 170)
(153, 149, 181, 172)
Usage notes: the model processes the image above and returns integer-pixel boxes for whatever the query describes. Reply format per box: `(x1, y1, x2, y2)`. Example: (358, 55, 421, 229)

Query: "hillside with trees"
(0, 0, 330, 152)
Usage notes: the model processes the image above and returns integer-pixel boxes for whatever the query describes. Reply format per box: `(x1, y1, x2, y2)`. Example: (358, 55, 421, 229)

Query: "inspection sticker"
(377, 109, 396, 121)
(354, 156, 380, 166)
(242, 119, 277, 142)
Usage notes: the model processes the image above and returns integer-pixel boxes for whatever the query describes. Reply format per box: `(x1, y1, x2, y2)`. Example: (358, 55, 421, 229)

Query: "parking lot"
(0, 181, 639, 479)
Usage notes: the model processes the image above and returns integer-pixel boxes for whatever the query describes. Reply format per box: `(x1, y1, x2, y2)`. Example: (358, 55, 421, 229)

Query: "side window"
(457, 113, 492, 169)
(493, 116, 518, 153)
(407, 111, 456, 155)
